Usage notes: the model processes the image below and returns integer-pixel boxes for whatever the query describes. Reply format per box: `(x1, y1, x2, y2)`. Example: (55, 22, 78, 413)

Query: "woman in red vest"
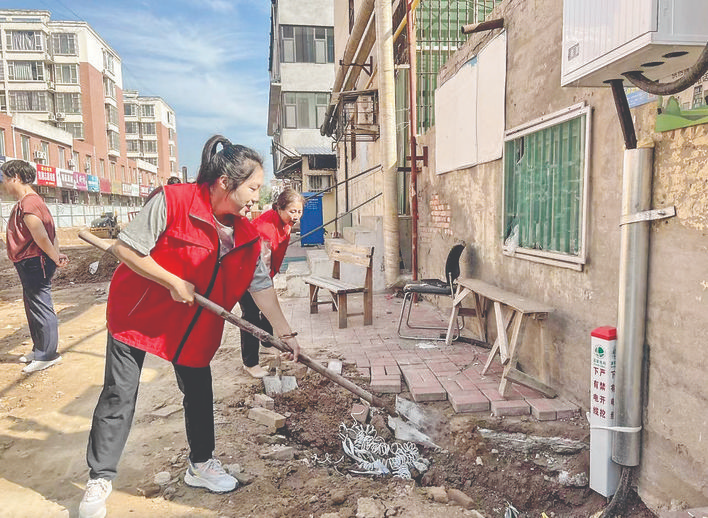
(79, 136, 301, 518)
(240, 187, 304, 378)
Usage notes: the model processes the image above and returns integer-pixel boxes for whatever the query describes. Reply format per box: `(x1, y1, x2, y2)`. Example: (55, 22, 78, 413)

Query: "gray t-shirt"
(119, 191, 272, 292)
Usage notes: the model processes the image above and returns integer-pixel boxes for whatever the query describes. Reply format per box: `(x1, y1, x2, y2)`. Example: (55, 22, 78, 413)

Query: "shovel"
(78, 230, 395, 414)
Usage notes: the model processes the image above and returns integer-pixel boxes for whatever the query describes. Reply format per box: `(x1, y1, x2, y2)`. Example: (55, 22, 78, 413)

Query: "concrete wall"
(419, 0, 708, 510)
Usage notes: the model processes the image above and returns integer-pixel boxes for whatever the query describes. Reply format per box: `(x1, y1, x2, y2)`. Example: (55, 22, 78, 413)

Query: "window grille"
(141, 104, 155, 117)
(142, 122, 156, 135)
(283, 92, 331, 129)
(417, 0, 502, 133)
(51, 33, 77, 55)
(7, 31, 43, 51)
(55, 92, 81, 114)
(54, 64, 78, 84)
(10, 91, 49, 112)
(8, 61, 44, 81)
(503, 107, 590, 264)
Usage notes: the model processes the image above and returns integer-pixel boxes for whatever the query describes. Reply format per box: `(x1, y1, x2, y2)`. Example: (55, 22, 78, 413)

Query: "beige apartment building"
(0, 9, 178, 209)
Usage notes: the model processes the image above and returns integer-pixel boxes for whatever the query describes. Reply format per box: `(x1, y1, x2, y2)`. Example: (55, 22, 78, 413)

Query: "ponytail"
(196, 135, 263, 191)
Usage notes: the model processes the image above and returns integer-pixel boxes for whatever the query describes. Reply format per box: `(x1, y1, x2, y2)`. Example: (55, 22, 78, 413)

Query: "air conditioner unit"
(33, 150, 46, 160)
(562, 0, 708, 87)
(67, 159, 77, 169)
(55, 112, 66, 120)
(47, 113, 56, 121)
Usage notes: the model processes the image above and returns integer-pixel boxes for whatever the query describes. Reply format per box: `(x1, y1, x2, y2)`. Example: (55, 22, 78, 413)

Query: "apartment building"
(0, 9, 178, 207)
(267, 0, 337, 238)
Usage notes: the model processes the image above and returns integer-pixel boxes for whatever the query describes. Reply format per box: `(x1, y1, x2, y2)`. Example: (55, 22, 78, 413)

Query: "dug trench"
(0, 244, 656, 517)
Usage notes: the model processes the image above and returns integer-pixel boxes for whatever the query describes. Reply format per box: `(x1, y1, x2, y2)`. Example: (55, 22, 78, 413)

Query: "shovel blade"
(263, 375, 298, 396)
(387, 416, 440, 449)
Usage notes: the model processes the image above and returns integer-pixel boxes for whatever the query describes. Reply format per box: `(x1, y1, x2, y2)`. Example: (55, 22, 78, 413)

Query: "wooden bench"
(302, 243, 374, 329)
(445, 277, 555, 397)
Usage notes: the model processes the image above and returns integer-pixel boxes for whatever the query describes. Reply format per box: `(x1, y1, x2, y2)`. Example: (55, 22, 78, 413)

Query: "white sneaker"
(19, 351, 35, 363)
(22, 355, 62, 374)
(184, 458, 238, 493)
(79, 478, 112, 518)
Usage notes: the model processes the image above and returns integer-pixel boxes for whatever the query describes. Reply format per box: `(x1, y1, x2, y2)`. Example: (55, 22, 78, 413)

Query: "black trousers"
(86, 334, 214, 480)
(14, 256, 59, 361)
(239, 291, 272, 368)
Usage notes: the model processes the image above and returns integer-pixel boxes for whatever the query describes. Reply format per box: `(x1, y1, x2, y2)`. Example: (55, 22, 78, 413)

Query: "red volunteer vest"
(252, 209, 291, 278)
(107, 183, 260, 367)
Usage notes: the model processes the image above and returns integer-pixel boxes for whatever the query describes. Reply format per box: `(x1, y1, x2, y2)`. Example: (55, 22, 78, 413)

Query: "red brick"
(356, 367, 370, 380)
(409, 383, 447, 402)
(370, 357, 398, 366)
(425, 360, 459, 376)
(448, 389, 490, 413)
(514, 383, 546, 399)
(384, 364, 401, 376)
(527, 398, 557, 421)
(491, 399, 530, 416)
(370, 377, 401, 393)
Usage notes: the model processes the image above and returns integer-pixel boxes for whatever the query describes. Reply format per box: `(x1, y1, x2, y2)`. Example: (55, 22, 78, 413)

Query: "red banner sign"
(36, 164, 57, 186)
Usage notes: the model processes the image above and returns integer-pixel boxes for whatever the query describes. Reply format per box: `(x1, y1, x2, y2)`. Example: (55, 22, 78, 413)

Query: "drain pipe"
(613, 145, 653, 465)
(375, 0, 401, 286)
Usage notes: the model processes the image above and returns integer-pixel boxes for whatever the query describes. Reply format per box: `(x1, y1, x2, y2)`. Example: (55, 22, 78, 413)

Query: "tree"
(259, 184, 272, 209)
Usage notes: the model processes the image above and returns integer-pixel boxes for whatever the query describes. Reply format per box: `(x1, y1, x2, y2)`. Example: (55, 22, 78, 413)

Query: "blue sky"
(8, 0, 272, 180)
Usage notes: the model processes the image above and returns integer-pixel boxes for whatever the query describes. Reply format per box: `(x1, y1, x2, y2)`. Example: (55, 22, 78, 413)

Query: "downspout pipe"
(613, 145, 653, 466)
(375, 0, 400, 286)
(406, 0, 418, 281)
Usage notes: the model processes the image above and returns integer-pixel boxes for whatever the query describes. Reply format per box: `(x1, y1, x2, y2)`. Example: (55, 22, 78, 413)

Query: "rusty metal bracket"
(405, 146, 428, 167)
(620, 206, 676, 226)
(339, 56, 373, 77)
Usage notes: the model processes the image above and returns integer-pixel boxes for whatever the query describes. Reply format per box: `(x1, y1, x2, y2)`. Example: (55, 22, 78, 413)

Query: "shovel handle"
(77, 229, 393, 413)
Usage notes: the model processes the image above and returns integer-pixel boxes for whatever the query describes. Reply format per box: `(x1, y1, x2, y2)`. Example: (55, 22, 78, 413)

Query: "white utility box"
(589, 326, 621, 497)
(562, 0, 708, 87)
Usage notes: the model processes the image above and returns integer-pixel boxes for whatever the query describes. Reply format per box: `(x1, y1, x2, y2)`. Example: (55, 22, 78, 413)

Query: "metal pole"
(612, 146, 653, 466)
(406, 0, 419, 281)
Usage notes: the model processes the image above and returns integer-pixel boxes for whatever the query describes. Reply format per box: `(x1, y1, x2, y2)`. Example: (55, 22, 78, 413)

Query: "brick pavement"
(278, 292, 578, 421)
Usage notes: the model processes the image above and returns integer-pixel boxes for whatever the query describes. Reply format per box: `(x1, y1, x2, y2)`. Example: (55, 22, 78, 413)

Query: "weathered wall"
(419, 0, 708, 510)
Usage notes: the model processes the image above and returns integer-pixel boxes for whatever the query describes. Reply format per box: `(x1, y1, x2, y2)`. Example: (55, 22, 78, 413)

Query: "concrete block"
(491, 399, 530, 417)
(253, 394, 275, 411)
(527, 398, 557, 421)
(327, 359, 343, 374)
(448, 390, 490, 413)
(260, 445, 295, 461)
(370, 376, 401, 393)
(248, 407, 286, 430)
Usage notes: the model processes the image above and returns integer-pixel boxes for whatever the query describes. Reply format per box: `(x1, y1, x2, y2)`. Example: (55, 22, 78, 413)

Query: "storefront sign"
(74, 172, 88, 191)
(140, 185, 151, 197)
(36, 164, 57, 186)
(130, 184, 140, 197)
(111, 181, 122, 195)
(122, 183, 132, 196)
(99, 177, 112, 193)
(58, 169, 75, 189)
(87, 174, 100, 192)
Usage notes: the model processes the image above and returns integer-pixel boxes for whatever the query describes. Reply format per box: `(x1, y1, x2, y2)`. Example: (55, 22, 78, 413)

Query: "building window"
(6, 31, 44, 51)
(142, 122, 156, 135)
(169, 144, 174, 157)
(40, 141, 49, 163)
(21, 135, 30, 161)
(124, 103, 138, 116)
(692, 85, 704, 108)
(143, 140, 157, 154)
(51, 33, 77, 55)
(109, 161, 116, 180)
(0, 92, 6, 111)
(105, 104, 119, 125)
(58, 147, 65, 168)
(54, 63, 78, 84)
(84, 155, 91, 174)
(168, 128, 174, 140)
(143, 157, 158, 166)
(103, 77, 116, 99)
(9, 91, 50, 111)
(125, 121, 139, 134)
(283, 92, 330, 129)
(127, 139, 141, 153)
(280, 26, 334, 64)
(103, 50, 115, 74)
(170, 161, 176, 173)
(55, 92, 81, 113)
(503, 104, 590, 269)
(8, 61, 45, 81)
(57, 122, 84, 139)
(107, 131, 120, 152)
(141, 104, 155, 117)
(308, 175, 331, 191)
(0, 129, 5, 156)
(99, 159, 105, 177)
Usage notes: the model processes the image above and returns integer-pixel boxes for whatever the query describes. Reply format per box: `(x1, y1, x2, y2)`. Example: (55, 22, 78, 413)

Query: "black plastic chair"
(397, 243, 467, 340)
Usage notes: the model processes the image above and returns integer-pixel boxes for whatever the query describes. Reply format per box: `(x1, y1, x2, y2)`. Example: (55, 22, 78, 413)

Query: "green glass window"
(503, 113, 587, 258)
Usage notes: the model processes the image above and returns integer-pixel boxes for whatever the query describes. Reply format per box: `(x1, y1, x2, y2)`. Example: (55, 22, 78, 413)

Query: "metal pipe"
(612, 146, 653, 466)
(461, 17, 504, 35)
(375, 0, 401, 286)
(406, 0, 419, 281)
